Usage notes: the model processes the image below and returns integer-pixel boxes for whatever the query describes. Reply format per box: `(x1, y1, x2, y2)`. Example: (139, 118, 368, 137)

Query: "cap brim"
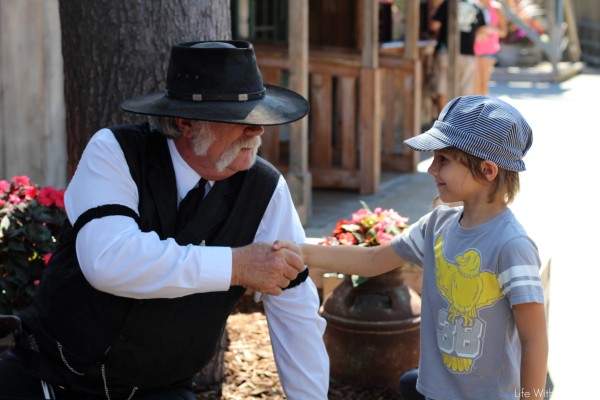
(404, 123, 454, 152)
(120, 84, 309, 126)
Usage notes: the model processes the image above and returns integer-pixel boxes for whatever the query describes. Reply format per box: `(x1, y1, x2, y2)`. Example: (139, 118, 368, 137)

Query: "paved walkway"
(304, 65, 600, 399)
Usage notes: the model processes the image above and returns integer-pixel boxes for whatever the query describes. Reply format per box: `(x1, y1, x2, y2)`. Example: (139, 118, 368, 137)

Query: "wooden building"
(231, 0, 438, 203)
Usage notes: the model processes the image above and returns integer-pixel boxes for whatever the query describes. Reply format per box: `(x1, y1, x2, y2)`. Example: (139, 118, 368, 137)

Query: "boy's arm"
(297, 242, 407, 277)
(513, 302, 548, 399)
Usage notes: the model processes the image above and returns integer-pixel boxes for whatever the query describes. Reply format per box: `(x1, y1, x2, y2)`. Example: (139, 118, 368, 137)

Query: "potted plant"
(318, 202, 421, 392)
(318, 201, 410, 285)
(0, 176, 66, 315)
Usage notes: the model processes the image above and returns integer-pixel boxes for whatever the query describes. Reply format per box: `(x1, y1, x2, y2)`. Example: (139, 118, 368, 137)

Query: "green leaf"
(24, 223, 50, 243)
(340, 223, 361, 232)
(0, 215, 10, 238)
(359, 200, 372, 213)
(7, 241, 26, 253)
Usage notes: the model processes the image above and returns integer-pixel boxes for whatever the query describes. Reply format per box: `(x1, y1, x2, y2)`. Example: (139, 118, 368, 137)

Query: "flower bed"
(0, 176, 66, 314)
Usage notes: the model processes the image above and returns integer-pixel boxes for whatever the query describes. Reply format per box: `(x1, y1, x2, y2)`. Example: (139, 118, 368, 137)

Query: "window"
(232, 0, 288, 43)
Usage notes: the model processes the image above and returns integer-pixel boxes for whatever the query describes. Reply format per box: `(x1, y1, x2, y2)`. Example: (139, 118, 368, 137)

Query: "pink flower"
(320, 202, 409, 248)
(0, 180, 9, 193)
(376, 231, 395, 244)
(11, 175, 30, 187)
(43, 253, 53, 265)
(8, 194, 24, 204)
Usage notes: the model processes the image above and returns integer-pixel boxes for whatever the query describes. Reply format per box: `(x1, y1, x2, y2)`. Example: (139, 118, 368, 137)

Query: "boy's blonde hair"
(444, 147, 520, 204)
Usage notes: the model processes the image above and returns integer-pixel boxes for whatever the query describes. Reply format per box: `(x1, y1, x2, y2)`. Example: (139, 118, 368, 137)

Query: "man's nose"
(245, 125, 264, 137)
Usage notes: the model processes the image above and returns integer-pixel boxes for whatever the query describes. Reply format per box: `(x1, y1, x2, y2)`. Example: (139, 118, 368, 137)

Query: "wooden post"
(287, 0, 311, 225)
(547, 0, 561, 75)
(404, 0, 419, 61)
(447, 0, 459, 100)
(563, 0, 581, 62)
(359, 0, 380, 195)
(403, 0, 422, 171)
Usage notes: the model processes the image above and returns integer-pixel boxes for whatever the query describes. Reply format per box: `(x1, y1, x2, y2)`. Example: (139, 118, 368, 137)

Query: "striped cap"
(404, 95, 532, 172)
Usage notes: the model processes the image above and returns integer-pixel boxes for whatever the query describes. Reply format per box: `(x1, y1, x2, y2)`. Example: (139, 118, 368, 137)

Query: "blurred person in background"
(473, 0, 508, 94)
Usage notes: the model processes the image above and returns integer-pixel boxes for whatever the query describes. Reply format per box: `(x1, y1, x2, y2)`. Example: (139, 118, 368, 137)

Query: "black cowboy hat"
(120, 40, 309, 126)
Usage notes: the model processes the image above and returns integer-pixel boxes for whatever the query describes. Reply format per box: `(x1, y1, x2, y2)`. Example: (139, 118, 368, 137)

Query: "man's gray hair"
(150, 116, 181, 138)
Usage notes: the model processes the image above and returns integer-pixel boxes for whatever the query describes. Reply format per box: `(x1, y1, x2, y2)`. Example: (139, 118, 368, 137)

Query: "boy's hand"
(231, 242, 303, 296)
(272, 240, 302, 257)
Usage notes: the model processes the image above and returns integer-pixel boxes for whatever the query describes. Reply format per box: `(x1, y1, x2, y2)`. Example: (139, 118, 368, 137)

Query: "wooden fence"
(255, 42, 435, 193)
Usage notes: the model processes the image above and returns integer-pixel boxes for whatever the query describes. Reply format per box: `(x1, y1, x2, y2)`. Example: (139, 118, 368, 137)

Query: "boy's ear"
(481, 160, 499, 182)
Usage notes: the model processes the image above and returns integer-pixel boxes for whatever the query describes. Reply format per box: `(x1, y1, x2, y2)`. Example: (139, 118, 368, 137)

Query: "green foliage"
(0, 176, 66, 314)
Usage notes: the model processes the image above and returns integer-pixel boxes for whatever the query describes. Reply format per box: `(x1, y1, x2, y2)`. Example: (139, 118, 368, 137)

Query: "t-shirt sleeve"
(496, 236, 545, 306)
(391, 212, 432, 266)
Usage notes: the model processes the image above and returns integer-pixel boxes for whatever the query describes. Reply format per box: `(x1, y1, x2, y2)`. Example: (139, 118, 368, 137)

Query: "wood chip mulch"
(195, 295, 402, 399)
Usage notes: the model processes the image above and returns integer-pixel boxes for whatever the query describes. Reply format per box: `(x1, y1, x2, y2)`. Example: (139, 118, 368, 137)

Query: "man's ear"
(481, 160, 499, 182)
(175, 118, 195, 138)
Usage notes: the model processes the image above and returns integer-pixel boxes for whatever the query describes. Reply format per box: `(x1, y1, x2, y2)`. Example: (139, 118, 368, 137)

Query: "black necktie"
(176, 177, 208, 231)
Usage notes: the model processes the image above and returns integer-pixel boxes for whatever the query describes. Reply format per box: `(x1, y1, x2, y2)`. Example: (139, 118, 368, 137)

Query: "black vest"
(20, 123, 280, 396)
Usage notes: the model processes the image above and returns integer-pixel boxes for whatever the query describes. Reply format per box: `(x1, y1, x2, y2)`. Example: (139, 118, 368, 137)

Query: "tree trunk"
(58, 0, 231, 392)
(59, 0, 231, 177)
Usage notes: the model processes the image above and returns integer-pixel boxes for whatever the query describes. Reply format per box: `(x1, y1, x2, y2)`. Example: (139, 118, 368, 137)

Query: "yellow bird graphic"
(434, 235, 503, 373)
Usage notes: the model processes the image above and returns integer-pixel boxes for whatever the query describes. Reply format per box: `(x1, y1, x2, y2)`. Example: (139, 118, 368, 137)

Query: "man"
(0, 40, 329, 399)
(430, 0, 486, 111)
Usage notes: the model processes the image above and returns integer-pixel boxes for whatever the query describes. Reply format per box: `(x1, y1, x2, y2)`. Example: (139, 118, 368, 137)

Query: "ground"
(195, 297, 402, 399)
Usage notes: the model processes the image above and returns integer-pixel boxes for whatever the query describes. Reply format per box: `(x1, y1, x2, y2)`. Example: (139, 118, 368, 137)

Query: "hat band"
(166, 88, 266, 102)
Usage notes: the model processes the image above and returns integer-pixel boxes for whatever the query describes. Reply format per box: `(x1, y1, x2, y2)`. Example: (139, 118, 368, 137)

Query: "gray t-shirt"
(392, 206, 544, 400)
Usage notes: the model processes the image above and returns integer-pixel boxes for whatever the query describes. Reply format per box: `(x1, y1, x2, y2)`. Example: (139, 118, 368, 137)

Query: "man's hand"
(231, 242, 304, 295)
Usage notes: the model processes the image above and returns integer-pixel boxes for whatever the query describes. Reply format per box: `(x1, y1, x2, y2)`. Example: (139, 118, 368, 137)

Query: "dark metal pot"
(321, 267, 421, 391)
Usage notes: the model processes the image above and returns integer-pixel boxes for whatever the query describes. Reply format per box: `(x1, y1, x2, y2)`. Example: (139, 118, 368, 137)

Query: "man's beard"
(191, 123, 262, 172)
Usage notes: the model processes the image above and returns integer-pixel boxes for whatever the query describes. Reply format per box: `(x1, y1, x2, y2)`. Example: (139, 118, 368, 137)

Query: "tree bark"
(58, 0, 231, 391)
(59, 0, 231, 176)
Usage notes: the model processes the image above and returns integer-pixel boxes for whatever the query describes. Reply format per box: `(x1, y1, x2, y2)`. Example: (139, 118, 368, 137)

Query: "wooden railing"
(255, 42, 435, 193)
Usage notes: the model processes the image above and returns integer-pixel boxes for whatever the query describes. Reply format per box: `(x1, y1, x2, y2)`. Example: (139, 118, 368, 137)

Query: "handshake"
(230, 240, 304, 296)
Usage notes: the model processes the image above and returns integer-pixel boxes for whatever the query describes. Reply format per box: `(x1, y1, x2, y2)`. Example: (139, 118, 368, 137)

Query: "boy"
(276, 95, 548, 399)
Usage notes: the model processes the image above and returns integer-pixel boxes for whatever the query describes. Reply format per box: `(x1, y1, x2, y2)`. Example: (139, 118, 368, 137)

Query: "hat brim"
(404, 122, 454, 152)
(120, 84, 309, 126)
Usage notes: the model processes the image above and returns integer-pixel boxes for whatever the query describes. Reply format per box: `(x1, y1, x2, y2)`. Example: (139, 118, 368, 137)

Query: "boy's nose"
(427, 161, 438, 176)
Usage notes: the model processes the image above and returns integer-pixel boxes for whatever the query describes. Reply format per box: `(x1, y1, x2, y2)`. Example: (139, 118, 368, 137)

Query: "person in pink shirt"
(473, 0, 508, 94)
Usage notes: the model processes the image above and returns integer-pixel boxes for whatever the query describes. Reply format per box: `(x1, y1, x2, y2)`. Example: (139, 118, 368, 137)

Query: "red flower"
(332, 219, 352, 235)
(43, 253, 53, 265)
(338, 232, 358, 245)
(1, 175, 67, 313)
(38, 186, 65, 209)
(320, 201, 409, 247)
(23, 186, 38, 200)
